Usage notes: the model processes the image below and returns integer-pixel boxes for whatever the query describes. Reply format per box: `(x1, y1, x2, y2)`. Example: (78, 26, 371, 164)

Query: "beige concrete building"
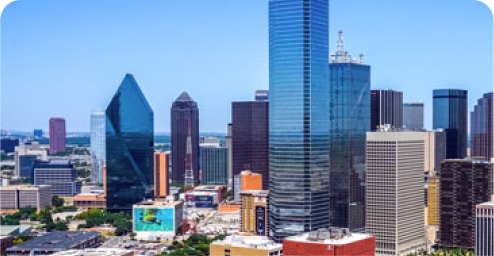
(427, 176, 439, 226)
(366, 131, 427, 256)
(210, 236, 282, 256)
(423, 131, 446, 175)
(0, 185, 52, 210)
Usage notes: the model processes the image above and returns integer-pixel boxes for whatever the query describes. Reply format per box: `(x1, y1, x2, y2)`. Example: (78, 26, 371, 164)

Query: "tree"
(129, 232, 136, 240)
(52, 195, 65, 207)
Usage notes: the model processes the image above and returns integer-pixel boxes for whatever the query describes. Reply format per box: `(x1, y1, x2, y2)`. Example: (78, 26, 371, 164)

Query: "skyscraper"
(365, 131, 426, 255)
(200, 144, 228, 185)
(439, 159, 492, 249)
(105, 74, 154, 212)
(49, 117, 66, 154)
(171, 92, 199, 184)
(268, 0, 330, 242)
(403, 102, 424, 130)
(232, 93, 269, 190)
(471, 92, 493, 161)
(90, 110, 106, 184)
(476, 196, 494, 256)
(433, 89, 468, 159)
(328, 31, 369, 230)
(370, 89, 403, 130)
(154, 151, 169, 198)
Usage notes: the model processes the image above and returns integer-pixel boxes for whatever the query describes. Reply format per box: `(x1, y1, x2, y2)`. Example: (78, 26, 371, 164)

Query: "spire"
(337, 30, 344, 53)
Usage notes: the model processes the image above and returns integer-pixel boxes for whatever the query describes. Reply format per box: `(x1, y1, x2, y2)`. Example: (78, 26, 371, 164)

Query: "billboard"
(255, 205, 266, 236)
(133, 207, 174, 232)
(195, 195, 213, 208)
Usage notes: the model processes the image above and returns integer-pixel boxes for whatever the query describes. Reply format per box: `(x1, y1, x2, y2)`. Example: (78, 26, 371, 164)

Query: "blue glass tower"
(328, 31, 370, 230)
(106, 74, 154, 212)
(433, 89, 467, 159)
(268, 0, 330, 242)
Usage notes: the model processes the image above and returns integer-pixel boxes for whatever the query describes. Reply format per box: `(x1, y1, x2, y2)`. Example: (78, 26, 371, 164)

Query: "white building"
(90, 110, 106, 184)
(132, 200, 183, 241)
(476, 195, 494, 256)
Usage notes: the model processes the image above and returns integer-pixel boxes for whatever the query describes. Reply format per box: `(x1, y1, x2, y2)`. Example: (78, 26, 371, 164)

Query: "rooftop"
(195, 185, 225, 191)
(284, 228, 374, 245)
(212, 235, 282, 251)
(51, 249, 133, 256)
(134, 199, 182, 207)
(0, 184, 51, 191)
(7, 231, 100, 250)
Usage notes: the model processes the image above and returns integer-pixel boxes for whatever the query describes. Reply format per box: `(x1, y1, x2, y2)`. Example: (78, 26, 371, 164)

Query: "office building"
(106, 74, 154, 212)
(154, 151, 170, 198)
(366, 131, 426, 255)
(427, 176, 439, 226)
(49, 117, 66, 154)
(90, 110, 106, 184)
(200, 145, 228, 185)
(240, 190, 269, 236)
(171, 91, 199, 183)
(269, 0, 330, 242)
(14, 143, 47, 178)
(210, 236, 282, 256)
(32, 160, 81, 196)
(232, 94, 269, 190)
(476, 196, 494, 256)
(194, 185, 227, 202)
(424, 131, 447, 175)
(0, 185, 52, 210)
(403, 102, 424, 130)
(33, 129, 43, 138)
(255, 90, 269, 101)
(132, 200, 183, 241)
(370, 89, 403, 130)
(0, 138, 18, 153)
(6, 231, 101, 256)
(226, 123, 233, 185)
(471, 92, 493, 161)
(433, 89, 468, 159)
(283, 228, 376, 256)
(439, 159, 492, 249)
(73, 193, 106, 209)
(51, 249, 133, 256)
(328, 31, 369, 230)
(234, 170, 263, 202)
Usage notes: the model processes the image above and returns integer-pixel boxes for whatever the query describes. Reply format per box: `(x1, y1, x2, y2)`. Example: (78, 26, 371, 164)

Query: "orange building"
(154, 151, 169, 198)
(73, 193, 106, 209)
(241, 170, 262, 191)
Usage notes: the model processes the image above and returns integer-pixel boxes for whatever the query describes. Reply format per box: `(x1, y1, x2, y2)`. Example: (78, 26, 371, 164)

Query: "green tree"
(52, 195, 65, 207)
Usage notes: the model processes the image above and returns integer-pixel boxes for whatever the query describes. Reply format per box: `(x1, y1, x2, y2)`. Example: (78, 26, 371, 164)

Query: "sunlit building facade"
(90, 110, 106, 184)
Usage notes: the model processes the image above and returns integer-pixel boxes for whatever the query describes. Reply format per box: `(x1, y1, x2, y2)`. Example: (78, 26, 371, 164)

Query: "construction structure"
(182, 121, 196, 234)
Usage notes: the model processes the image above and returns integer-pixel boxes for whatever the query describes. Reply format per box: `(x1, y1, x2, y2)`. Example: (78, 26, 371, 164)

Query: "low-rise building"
(476, 195, 494, 256)
(210, 236, 282, 256)
(0, 185, 52, 210)
(194, 185, 227, 202)
(0, 236, 13, 255)
(50, 248, 134, 256)
(32, 160, 81, 196)
(283, 228, 375, 256)
(132, 199, 183, 241)
(185, 191, 219, 208)
(73, 193, 106, 209)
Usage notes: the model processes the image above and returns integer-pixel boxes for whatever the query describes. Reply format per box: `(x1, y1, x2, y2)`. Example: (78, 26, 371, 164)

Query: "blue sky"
(1, 0, 492, 132)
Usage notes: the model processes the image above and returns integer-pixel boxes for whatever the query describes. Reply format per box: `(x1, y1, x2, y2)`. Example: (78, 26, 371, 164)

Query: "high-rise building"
(154, 151, 169, 198)
(226, 123, 233, 185)
(471, 92, 493, 161)
(424, 131, 447, 175)
(49, 117, 66, 154)
(403, 102, 424, 130)
(90, 110, 106, 184)
(240, 190, 269, 236)
(433, 89, 468, 159)
(14, 143, 47, 178)
(32, 160, 81, 196)
(268, 0, 330, 242)
(200, 144, 228, 185)
(439, 159, 492, 249)
(370, 89, 403, 131)
(476, 196, 494, 256)
(328, 31, 369, 230)
(232, 94, 269, 190)
(105, 74, 154, 212)
(427, 176, 439, 226)
(171, 92, 199, 184)
(365, 131, 426, 255)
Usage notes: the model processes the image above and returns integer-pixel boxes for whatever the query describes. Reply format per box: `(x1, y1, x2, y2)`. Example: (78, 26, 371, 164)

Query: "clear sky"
(1, 0, 492, 133)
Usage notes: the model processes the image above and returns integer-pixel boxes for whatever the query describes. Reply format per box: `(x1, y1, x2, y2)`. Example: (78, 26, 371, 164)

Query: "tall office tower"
(366, 131, 426, 255)
(32, 160, 81, 196)
(200, 144, 228, 185)
(328, 31, 370, 230)
(439, 159, 492, 249)
(370, 89, 403, 131)
(476, 196, 494, 256)
(226, 123, 233, 185)
(171, 92, 199, 183)
(255, 90, 269, 101)
(471, 92, 493, 161)
(427, 176, 439, 226)
(49, 117, 66, 154)
(154, 151, 169, 198)
(232, 93, 269, 190)
(424, 131, 447, 175)
(90, 110, 106, 184)
(433, 89, 468, 159)
(268, 0, 330, 242)
(106, 74, 154, 212)
(403, 102, 424, 130)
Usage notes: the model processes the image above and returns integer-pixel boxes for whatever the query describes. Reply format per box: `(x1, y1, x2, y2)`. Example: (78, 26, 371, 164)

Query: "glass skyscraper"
(328, 31, 369, 230)
(370, 89, 403, 130)
(471, 92, 493, 161)
(268, 0, 330, 242)
(403, 102, 424, 130)
(433, 89, 467, 159)
(90, 110, 106, 184)
(105, 74, 154, 212)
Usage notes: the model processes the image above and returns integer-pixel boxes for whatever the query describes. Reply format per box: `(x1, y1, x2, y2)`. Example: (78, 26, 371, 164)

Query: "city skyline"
(1, 0, 492, 133)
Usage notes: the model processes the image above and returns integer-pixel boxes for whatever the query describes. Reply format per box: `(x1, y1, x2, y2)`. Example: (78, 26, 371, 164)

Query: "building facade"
(90, 110, 106, 184)
(32, 160, 81, 196)
(427, 176, 439, 226)
(471, 92, 493, 161)
(105, 74, 154, 212)
(433, 89, 468, 159)
(370, 90, 403, 131)
(200, 145, 228, 185)
(439, 159, 492, 249)
(171, 92, 199, 184)
(49, 117, 66, 154)
(240, 190, 269, 236)
(14, 143, 47, 178)
(268, 0, 330, 242)
(210, 236, 282, 256)
(132, 200, 183, 241)
(0, 185, 52, 210)
(226, 123, 233, 185)
(154, 151, 169, 198)
(403, 102, 424, 130)
(0, 138, 19, 153)
(328, 31, 369, 231)
(231, 98, 269, 190)
(424, 131, 446, 175)
(366, 131, 426, 255)
(476, 196, 494, 256)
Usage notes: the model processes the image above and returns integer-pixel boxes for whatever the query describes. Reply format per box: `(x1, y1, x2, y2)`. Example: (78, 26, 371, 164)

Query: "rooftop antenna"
(337, 30, 344, 53)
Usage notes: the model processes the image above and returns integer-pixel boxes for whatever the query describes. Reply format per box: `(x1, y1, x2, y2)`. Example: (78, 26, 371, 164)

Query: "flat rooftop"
(284, 230, 374, 245)
(212, 235, 282, 251)
(51, 249, 133, 256)
(134, 199, 182, 207)
(7, 231, 100, 250)
(0, 185, 51, 190)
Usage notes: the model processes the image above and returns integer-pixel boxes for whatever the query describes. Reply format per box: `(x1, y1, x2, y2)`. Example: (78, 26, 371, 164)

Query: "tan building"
(210, 236, 282, 256)
(423, 131, 446, 175)
(73, 193, 106, 209)
(240, 190, 268, 236)
(427, 176, 439, 226)
(154, 151, 170, 198)
(0, 185, 52, 210)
